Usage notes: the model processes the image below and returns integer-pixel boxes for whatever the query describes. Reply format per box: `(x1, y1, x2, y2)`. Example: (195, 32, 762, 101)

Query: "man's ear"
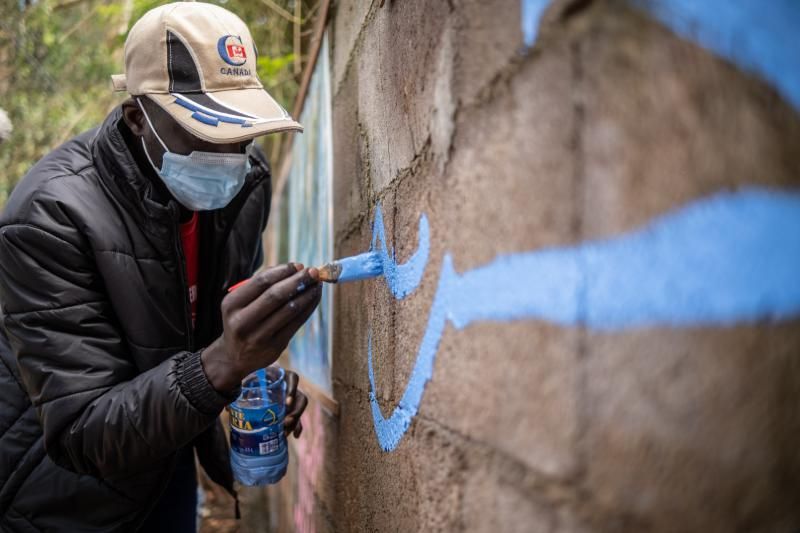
(121, 97, 146, 136)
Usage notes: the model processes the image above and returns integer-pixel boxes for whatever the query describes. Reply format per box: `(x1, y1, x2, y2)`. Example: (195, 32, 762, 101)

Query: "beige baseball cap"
(112, 1, 302, 143)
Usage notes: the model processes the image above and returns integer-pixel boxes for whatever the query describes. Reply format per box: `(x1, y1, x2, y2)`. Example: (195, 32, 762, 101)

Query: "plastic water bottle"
(228, 366, 288, 485)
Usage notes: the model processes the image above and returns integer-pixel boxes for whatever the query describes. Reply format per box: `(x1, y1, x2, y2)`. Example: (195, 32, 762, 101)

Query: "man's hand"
(284, 370, 307, 438)
(201, 263, 322, 394)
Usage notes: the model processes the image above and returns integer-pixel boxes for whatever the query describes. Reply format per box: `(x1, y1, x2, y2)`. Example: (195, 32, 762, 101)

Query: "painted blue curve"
(368, 188, 800, 451)
(522, 0, 800, 111)
(521, 0, 552, 47)
(369, 203, 430, 299)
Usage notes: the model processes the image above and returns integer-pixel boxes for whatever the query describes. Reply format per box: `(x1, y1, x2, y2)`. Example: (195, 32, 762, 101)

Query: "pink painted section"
(292, 401, 326, 533)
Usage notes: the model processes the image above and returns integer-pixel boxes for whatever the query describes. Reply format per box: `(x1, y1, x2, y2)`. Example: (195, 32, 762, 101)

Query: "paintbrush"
(317, 251, 383, 283)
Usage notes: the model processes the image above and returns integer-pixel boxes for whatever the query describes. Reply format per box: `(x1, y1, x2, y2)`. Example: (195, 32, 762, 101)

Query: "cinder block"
(451, 0, 529, 108)
(332, 65, 367, 238)
(580, 324, 800, 531)
(580, 6, 800, 240)
(439, 29, 580, 265)
(355, 0, 454, 192)
(331, 0, 373, 95)
(459, 437, 559, 533)
(331, 384, 423, 532)
(423, 320, 580, 478)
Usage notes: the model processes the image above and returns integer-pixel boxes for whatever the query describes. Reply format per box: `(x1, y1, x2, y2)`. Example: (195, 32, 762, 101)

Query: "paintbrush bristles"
(317, 262, 342, 283)
(337, 251, 383, 282)
(316, 252, 384, 284)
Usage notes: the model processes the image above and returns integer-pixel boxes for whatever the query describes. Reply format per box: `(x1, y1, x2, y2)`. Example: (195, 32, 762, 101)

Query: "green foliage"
(257, 53, 295, 84)
(0, 0, 315, 207)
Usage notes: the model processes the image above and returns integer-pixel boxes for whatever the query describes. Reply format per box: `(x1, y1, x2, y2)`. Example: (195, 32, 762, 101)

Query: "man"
(0, 3, 320, 530)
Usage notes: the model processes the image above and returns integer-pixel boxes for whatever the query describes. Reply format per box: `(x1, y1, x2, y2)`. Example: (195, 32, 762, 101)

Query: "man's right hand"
(201, 263, 322, 394)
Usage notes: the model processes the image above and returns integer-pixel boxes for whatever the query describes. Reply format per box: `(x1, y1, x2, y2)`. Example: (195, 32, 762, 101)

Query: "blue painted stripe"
(521, 0, 552, 47)
(641, 0, 800, 111)
(521, 0, 800, 110)
(368, 188, 800, 451)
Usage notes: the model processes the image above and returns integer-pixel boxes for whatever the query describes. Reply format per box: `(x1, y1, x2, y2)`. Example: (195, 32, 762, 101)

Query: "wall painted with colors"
(259, 0, 800, 531)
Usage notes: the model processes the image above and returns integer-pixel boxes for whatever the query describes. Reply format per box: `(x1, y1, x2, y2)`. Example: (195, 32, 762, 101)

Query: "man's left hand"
(284, 370, 307, 438)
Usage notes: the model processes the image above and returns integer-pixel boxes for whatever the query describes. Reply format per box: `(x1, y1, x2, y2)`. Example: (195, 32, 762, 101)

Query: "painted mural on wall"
(365, 189, 800, 451)
(351, 0, 800, 455)
(286, 33, 334, 394)
(292, 402, 326, 533)
(522, 0, 800, 111)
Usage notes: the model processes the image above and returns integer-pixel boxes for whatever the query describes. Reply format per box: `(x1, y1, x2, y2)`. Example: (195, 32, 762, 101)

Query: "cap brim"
(147, 88, 303, 144)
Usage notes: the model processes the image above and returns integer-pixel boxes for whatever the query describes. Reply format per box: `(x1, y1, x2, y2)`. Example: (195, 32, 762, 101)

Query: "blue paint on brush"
(328, 204, 428, 285)
(368, 188, 800, 451)
(337, 252, 384, 282)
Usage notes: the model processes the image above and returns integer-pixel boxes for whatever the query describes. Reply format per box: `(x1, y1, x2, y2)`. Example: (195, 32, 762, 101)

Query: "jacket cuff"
(175, 351, 240, 417)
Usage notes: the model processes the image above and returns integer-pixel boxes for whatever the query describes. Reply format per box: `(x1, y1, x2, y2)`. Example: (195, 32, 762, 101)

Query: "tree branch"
(258, 0, 300, 24)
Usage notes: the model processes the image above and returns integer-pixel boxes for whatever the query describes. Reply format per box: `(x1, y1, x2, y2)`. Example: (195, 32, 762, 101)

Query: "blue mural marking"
(521, 0, 552, 47)
(642, 0, 800, 111)
(367, 188, 800, 451)
(521, 0, 800, 110)
(370, 203, 430, 299)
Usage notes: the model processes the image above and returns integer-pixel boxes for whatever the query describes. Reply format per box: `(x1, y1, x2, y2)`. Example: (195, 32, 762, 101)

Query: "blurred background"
(0, 0, 316, 205)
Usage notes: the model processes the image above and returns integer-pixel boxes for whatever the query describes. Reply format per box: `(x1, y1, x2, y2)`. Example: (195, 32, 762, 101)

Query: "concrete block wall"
(264, 0, 800, 531)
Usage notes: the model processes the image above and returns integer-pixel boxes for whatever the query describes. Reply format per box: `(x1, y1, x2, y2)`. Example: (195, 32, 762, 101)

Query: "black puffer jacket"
(0, 107, 271, 531)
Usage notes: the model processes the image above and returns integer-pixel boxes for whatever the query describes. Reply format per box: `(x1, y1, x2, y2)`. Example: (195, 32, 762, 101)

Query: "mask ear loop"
(136, 97, 170, 153)
(139, 135, 162, 175)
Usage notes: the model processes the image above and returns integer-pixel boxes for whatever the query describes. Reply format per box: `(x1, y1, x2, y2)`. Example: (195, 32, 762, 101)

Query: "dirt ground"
(198, 470, 238, 533)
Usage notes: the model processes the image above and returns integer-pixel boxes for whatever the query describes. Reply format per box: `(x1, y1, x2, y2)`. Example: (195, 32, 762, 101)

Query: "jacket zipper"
(172, 209, 194, 352)
(194, 174, 265, 348)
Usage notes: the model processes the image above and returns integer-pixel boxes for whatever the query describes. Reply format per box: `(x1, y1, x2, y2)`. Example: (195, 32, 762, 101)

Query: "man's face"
(124, 97, 251, 170)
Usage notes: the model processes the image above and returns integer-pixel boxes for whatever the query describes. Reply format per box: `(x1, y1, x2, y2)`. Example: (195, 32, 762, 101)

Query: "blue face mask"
(138, 99, 251, 211)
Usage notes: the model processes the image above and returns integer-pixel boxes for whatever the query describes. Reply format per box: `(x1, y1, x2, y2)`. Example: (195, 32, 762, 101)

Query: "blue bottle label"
(229, 403, 285, 457)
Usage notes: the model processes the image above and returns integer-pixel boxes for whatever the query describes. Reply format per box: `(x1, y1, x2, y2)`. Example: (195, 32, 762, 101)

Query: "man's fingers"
(221, 264, 300, 315)
(284, 392, 307, 437)
(272, 290, 321, 347)
(234, 269, 319, 335)
(285, 370, 298, 407)
(285, 419, 303, 438)
(253, 283, 322, 346)
(286, 389, 307, 421)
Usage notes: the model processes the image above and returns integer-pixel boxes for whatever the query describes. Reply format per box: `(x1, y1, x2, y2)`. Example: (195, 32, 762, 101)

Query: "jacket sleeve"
(0, 223, 235, 478)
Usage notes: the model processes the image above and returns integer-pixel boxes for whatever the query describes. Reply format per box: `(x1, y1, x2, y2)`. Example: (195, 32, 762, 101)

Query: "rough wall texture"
(263, 0, 800, 531)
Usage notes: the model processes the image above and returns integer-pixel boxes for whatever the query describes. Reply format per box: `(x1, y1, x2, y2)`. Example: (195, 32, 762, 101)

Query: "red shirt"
(179, 212, 199, 329)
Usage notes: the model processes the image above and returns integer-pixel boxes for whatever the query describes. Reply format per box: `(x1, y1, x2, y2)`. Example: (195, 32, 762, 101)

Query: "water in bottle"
(228, 366, 288, 485)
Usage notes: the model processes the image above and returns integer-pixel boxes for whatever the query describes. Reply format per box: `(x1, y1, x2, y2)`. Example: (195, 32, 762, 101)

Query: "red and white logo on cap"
(217, 35, 247, 66)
